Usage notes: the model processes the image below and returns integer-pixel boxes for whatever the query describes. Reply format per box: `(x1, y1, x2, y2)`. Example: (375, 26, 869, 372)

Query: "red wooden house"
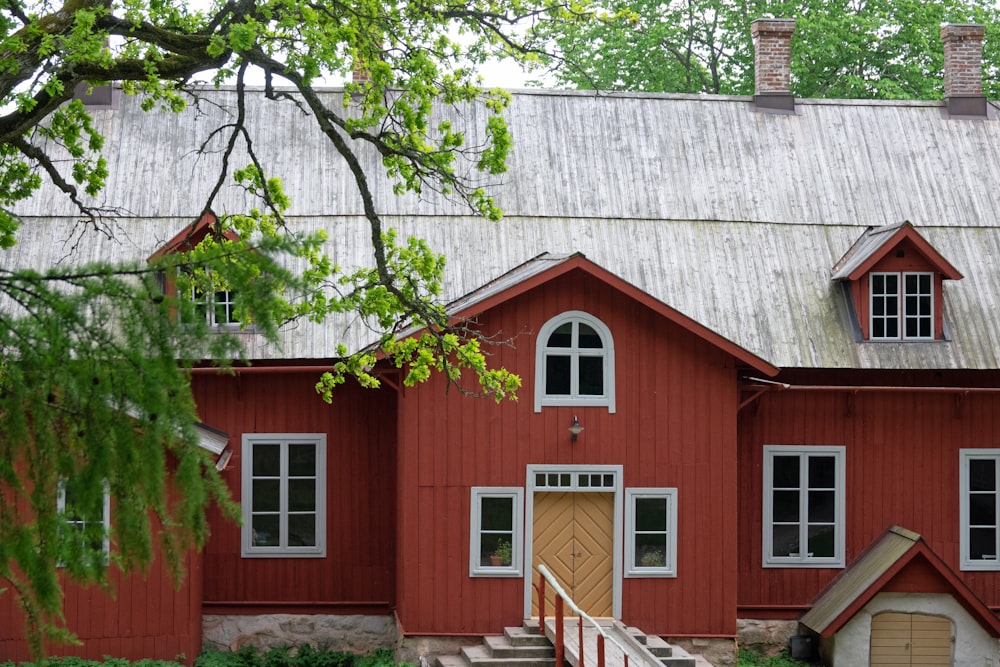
(5, 17, 1000, 667)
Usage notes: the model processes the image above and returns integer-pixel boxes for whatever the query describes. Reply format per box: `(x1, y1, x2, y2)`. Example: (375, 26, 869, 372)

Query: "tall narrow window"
(242, 434, 326, 557)
(869, 272, 933, 340)
(763, 446, 845, 568)
(961, 450, 1000, 570)
(469, 487, 523, 576)
(625, 488, 677, 577)
(57, 480, 111, 562)
(534, 311, 615, 413)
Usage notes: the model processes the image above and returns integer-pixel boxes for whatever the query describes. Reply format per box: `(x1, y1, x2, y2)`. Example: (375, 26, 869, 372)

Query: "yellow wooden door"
(870, 612, 952, 666)
(532, 492, 614, 618)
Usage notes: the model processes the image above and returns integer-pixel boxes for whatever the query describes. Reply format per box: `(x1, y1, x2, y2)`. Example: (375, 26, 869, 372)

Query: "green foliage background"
(540, 0, 1000, 99)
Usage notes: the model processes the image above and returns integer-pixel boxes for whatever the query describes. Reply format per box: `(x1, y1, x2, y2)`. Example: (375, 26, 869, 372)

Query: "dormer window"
(534, 310, 615, 413)
(148, 210, 245, 330)
(832, 222, 962, 342)
(870, 272, 933, 340)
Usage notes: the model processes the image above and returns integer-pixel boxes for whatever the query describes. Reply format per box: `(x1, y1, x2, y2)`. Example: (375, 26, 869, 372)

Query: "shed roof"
(799, 526, 1000, 638)
(10, 87, 1000, 370)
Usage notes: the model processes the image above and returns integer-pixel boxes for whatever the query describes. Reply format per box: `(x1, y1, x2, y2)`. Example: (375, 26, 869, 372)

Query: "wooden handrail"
(535, 565, 631, 667)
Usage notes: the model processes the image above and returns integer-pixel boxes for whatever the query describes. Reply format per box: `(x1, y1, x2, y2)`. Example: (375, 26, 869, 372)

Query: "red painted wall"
(737, 370, 1000, 617)
(0, 524, 203, 664)
(394, 269, 741, 637)
(193, 373, 397, 613)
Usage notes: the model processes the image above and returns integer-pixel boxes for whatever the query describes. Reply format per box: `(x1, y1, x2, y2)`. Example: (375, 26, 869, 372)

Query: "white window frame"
(763, 445, 846, 568)
(624, 488, 677, 578)
(186, 286, 240, 328)
(960, 449, 1000, 571)
(534, 310, 615, 413)
(869, 271, 934, 341)
(242, 433, 327, 558)
(470, 487, 524, 577)
(57, 480, 111, 559)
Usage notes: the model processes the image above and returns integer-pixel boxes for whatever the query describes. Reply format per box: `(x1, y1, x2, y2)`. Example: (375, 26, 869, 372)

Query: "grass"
(737, 648, 813, 667)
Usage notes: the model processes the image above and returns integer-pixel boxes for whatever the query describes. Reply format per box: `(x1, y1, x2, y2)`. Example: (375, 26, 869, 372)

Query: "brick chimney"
(941, 23, 987, 117)
(752, 18, 796, 112)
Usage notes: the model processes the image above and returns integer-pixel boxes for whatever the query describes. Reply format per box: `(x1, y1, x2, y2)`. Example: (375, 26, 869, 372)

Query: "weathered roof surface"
(9, 87, 1000, 368)
(800, 526, 1000, 638)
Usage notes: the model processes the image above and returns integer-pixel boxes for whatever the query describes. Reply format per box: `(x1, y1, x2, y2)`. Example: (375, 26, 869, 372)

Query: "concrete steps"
(435, 620, 706, 667)
(435, 622, 555, 667)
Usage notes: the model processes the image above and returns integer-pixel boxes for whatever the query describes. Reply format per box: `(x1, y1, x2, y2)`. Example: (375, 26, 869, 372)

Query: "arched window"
(534, 311, 615, 413)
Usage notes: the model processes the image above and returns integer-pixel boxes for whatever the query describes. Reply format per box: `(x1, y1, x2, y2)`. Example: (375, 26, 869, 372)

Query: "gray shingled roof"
(8, 87, 1000, 369)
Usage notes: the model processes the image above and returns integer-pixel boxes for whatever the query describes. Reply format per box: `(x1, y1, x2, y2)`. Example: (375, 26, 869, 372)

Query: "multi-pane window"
(242, 434, 326, 557)
(870, 272, 933, 340)
(534, 311, 615, 413)
(763, 446, 845, 567)
(57, 480, 111, 563)
(188, 287, 239, 328)
(469, 487, 523, 576)
(961, 450, 1000, 570)
(625, 489, 677, 577)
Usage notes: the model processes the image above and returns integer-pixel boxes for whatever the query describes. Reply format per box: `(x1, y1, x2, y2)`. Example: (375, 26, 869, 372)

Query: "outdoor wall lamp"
(569, 416, 584, 442)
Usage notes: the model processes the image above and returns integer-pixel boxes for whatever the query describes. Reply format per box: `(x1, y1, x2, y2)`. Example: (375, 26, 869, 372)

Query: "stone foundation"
(202, 614, 399, 654)
(735, 619, 798, 658)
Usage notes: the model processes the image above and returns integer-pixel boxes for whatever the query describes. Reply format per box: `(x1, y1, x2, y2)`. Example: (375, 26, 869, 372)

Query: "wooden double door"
(531, 491, 614, 618)
(870, 612, 953, 666)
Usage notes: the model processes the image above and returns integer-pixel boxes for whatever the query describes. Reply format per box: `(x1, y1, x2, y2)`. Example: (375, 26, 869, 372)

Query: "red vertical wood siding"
(395, 270, 739, 637)
(737, 372, 1000, 616)
(0, 528, 203, 664)
(193, 373, 397, 610)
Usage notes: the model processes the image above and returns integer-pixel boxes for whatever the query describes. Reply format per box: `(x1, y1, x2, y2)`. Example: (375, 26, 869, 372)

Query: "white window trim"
(869, 271, 934, 341)
(624, 488, 677, 578)
(534, 310, 616, 413)
(242, 433, 327, 558)
(960, 449, 1000, 571)
(469, 487, 524, 577)
(762, 445, 846, 569)
(57, 480, 111, 559)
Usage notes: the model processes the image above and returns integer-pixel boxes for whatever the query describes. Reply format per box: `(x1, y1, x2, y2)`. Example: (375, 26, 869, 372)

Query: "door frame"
(522, 464, 623, 620)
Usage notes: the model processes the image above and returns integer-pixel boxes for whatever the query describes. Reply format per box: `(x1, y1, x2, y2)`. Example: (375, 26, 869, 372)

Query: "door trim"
(523, 464, 623, 619)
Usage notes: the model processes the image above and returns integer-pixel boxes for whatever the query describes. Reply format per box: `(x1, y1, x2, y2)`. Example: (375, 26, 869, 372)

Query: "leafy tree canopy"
(540, 0, 1000, 99)
(0, 0, 575, 657)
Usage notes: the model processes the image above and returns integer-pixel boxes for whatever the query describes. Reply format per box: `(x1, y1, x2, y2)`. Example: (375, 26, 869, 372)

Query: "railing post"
(578, 616, 584, 667)
(537, 573, 546, 626)
(597, 633, 605, 667)
(555, 595, 564, 667)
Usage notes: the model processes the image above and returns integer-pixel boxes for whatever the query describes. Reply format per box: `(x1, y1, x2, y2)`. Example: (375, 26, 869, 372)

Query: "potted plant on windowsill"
(491, 539, 512, 566)
(640, 548, 665, 568)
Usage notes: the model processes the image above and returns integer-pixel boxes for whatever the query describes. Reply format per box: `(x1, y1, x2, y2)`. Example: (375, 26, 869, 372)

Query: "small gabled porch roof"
(831, 220, 964, 282)
(444, 251, 779, 377)
(800, 525, 1000, 638)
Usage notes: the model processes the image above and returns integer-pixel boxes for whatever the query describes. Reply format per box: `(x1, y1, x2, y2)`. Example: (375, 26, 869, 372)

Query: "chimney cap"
(941, 23, 985, 41)
(751, 18, 796, 36)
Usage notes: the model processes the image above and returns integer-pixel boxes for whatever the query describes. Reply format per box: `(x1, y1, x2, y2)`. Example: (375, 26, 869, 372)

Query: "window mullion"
(800, 456, 810, 561)
(280, 441, 289, 549)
